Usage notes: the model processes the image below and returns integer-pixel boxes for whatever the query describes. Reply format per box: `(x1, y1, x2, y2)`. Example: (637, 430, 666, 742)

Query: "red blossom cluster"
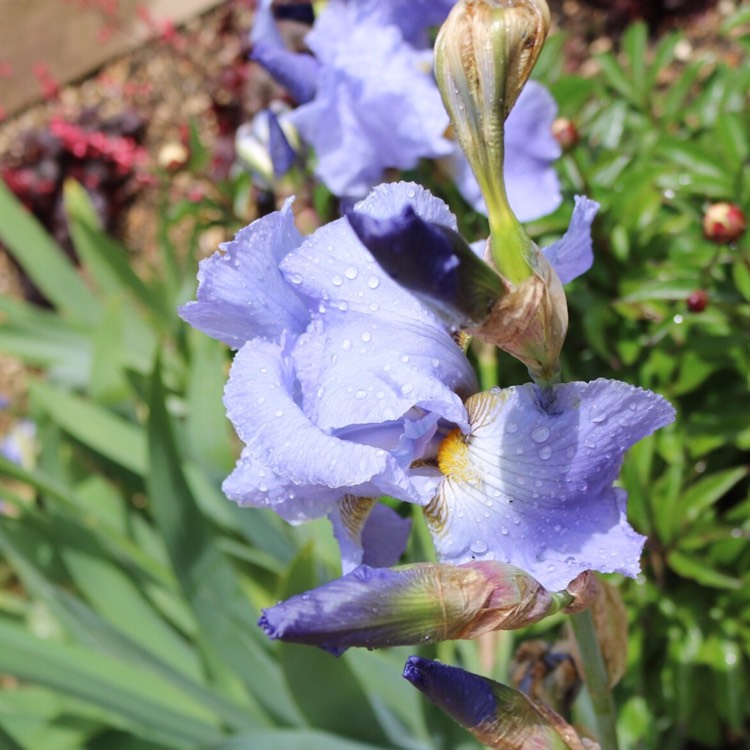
(1, 109, 150, 296)
(48, 117, 148, 176)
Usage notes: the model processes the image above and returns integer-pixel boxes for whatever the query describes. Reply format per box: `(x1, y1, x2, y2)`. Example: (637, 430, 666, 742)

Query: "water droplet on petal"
(274, 410, 284, 418)
(342, 339, 352, 351)
(367, 275, 380, 289)
(506, 421, 518, 434)
(400, 354, 409, 363)
(531, 426, 551, 443)
(332, 274, 343, 286)
(344, 265, 359, 280)
(470, 540, 488, 555)
(590, 406, 607, 424)
(355, 390, 367, 399)
(401, 384, 413, 395)
(538, 445, 552, 460)
(287, 272, 303, 285)
(361, 332, 372, 342)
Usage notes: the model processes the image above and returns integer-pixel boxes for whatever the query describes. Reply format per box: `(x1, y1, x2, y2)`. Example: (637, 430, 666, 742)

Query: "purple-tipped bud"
(259, 561, 571, 654)
(403, 657, 590, 749)
(347, 205, 505, 328)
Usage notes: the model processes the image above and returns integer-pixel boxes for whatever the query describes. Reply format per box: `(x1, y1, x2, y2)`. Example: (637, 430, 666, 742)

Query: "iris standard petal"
(224, 337, 428, 503)
(427, 379, 675, 590)
(319, 0, 455, 46)
(179, 199, 308, 348)
(542, 196, 600, 284)
(281, 188, 476, 432)
(249, 0, 283, 47)
(504, 82, 563, 223)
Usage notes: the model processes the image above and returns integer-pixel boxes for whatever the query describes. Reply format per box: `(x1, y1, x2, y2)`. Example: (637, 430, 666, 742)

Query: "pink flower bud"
(702, 202, 746, 244)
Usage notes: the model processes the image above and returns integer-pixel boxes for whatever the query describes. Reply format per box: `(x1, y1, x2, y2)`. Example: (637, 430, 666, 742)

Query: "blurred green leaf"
(0, 179, 101, 323)
(667, 551, 742, 590)
(0, 621, 223, 748)
(146, 358, 303, 726)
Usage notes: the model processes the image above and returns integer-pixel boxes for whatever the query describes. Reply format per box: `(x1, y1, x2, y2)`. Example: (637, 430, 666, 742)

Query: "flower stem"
(570, 609, 620, 750)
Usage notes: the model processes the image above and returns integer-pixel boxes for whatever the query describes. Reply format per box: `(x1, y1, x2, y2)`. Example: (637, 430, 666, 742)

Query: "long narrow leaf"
(0, 178, 101, 322)
(0, 524, 262, 733)
(0, 621, 224, 748)
(147, 358, 304, 726)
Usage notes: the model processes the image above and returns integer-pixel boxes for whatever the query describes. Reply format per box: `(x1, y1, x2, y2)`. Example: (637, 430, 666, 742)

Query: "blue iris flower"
(180, 181, 674, 590)
(251, 0, 561, 221)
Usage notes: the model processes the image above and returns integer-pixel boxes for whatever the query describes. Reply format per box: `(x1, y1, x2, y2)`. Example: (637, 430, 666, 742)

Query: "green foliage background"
(0, 14, 749, 750)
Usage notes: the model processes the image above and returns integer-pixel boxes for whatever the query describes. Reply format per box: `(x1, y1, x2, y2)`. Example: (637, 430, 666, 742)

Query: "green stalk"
(570, 609, 620, 750)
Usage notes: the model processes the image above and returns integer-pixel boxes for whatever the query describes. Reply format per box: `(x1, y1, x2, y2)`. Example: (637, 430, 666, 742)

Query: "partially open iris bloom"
(250, 0, 561, 219)
(180, 182, 673, 590)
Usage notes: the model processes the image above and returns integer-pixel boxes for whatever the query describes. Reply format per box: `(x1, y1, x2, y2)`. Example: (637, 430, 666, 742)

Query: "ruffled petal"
(281, 185, 477, 432)
(542, 196, 600, 284)
(427, 379, 675, 590)
(179, 199, 308, 348)
(288, 26, 451, 197)
(224, 338, 430, 504)
(318, 0, 454, 46)
(223, 446, 341, 523)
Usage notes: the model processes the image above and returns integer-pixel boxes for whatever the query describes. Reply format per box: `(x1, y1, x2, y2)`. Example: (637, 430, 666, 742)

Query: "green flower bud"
(435, 0, 550, 283)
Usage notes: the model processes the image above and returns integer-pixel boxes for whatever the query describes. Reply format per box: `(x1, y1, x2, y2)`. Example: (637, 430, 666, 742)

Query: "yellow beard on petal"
(437, 428, 475, 480)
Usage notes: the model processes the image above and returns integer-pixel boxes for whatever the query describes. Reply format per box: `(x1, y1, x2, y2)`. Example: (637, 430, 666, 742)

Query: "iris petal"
(542, 195, 600, 284)
(251, 42, 320, 105)
(427, 379, 675, 590)
(330, 497, 412, 574)
(224, 338, 430, 504)
(179, 199, 308, 348)
(288, 25, 451, 198)
(223, 446, 340, 523)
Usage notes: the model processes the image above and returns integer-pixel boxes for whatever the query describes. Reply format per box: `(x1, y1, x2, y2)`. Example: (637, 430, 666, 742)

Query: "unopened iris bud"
(435, 0, 550, 283)
(403, 657, 594, 750)
(702, 202, 746, 244)
(235, 106, 299, 188)
(259, 561, 574, 654)
(434, 0, 567, 384)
